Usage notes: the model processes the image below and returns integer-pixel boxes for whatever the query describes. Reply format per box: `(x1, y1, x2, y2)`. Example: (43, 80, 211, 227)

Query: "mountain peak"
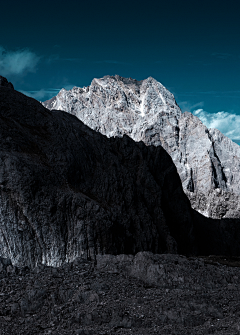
(42, 75, 240, 218)
(43, 74, 181, 123)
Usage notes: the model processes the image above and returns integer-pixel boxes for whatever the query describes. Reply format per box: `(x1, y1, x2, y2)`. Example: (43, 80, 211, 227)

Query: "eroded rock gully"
(1, 252, 240, 335)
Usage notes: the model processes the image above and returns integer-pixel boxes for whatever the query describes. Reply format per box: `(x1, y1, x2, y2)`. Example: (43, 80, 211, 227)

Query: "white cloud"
(192, 109, 240, 140)
(0, 46, 40, 76)
(178, 101, 204, 113)
(20, 84, 76, 101)
(20, 89, 61, 101)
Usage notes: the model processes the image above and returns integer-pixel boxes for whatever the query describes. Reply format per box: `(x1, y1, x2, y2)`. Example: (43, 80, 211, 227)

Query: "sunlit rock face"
(43, 75, 240, 218)
(43, 75, 181, 150)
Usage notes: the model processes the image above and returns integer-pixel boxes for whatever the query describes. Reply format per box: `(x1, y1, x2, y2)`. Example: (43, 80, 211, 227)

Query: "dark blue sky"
(1, 0, 240, 141)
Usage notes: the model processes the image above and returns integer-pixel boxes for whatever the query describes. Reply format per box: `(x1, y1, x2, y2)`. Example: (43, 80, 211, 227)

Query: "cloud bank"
(0, 46, 40, 76)
(193, 109, 240, 140)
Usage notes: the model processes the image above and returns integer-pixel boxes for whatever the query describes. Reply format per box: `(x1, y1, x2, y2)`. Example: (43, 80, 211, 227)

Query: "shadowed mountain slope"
(0, 77, 240, 268)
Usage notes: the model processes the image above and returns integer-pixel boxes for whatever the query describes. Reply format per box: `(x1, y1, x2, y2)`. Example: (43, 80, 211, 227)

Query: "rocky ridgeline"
(1, 76, 240, 268)
(43, 75, 240, 219)
(0, 78, 197, 268)
(1, 252, 240, 334)
(0, 76, 14, 89)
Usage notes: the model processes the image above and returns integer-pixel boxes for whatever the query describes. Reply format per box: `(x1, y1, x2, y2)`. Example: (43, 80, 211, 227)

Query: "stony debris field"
(1, 252, 240, 335)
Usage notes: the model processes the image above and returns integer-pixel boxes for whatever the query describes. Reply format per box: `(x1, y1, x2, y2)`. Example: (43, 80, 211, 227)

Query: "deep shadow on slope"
(0, 84, 240, 267)
(193, 211, 240, 256)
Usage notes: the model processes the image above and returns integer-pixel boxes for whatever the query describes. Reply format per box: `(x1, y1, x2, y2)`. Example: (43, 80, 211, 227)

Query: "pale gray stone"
(43, 75, 240, 218)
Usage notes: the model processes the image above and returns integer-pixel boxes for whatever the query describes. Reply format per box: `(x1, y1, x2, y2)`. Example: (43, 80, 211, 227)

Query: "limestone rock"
(43, 75, 240, 218)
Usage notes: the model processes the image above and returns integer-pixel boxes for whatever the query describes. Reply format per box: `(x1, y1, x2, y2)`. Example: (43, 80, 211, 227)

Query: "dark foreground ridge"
(1, 78, 240, 268)
(1, 252, 240, 335)
(2, 78, 240, 334)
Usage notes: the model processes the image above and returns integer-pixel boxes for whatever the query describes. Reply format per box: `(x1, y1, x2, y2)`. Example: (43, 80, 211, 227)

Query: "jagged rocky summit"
(43, 75, 240, 219)
(1, 76, 240, 268)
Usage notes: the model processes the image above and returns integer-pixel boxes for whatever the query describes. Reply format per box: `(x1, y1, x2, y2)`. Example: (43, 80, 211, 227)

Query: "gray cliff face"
(2, 80, 240, 268)
(43, 75, 240, 218)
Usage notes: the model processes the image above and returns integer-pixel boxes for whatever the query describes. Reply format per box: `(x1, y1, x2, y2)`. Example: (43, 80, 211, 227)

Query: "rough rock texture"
(0, 81, 197, 268)
(2, 78, 240, 268)
(1, 252, 240, 334)
(186, 189, 240, 219)
(179, 114, 240, 218)
(43, 75, 240, 218)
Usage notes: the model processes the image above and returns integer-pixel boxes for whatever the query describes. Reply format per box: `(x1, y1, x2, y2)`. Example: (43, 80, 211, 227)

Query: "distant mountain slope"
(43, 75, 240, 218)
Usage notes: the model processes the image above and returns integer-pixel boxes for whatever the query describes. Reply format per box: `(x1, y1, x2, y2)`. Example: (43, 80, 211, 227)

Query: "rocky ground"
(1, 252, 240, 335)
